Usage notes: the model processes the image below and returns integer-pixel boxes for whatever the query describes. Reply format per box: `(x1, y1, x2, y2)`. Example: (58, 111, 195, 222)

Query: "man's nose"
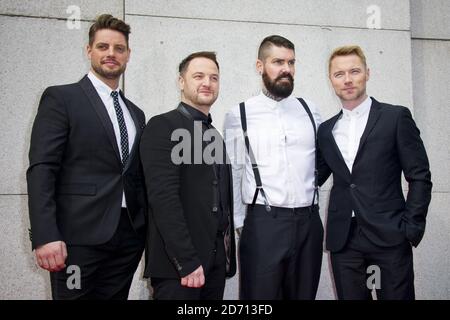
(202, 78, 211, 87)
(344, 73, 352, 83)
(281, 62, 290, 73)
(107, 46, 115, 56)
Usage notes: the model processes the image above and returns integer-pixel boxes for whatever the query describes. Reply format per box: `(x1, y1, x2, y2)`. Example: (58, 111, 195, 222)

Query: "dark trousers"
(50, 209, 145, 300)
(239, 204, 324, 300)
(151, 234, 226, 300)
(331, 218, 415, 300)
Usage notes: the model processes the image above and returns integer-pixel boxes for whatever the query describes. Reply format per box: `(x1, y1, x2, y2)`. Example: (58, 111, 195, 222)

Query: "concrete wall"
(0, 0, 448, 299)
(410, 0, 450, 299)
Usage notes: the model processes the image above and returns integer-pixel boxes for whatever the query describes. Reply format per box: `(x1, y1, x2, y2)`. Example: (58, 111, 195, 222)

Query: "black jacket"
(140, 104, 237, 279)
(27, 75, 147, 249)
(318, 97, 432, 252)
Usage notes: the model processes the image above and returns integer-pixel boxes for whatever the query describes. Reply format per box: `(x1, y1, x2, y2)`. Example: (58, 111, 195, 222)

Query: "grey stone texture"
(0, 0, 122, 20)
(410, 0, 450, 39)
(409, 0, 450, 300)
(127, 0, 410, 30)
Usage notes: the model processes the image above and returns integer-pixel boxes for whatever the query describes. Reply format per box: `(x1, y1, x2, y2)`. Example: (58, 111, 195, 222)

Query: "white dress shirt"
(332, 95, 372, 172)
(332, 95, 372, 217)
(87, 72, 136, 207)
(224, 93, 322, 228)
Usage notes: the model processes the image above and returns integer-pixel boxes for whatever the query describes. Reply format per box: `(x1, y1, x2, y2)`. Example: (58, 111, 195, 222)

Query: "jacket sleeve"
(139, 115, 201, 277)
(26, 87, 68, 249)
(396, 107, 432, 247)
(317, 124, 332, 187)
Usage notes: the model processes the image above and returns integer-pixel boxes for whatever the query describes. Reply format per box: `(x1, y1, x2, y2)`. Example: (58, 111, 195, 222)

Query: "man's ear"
(256, 59, 264, 75)
(86, 44, 92, 60)
(126, 47, 131, 63)
(366, 67, 370, 82)
(178, 75, 185, 91)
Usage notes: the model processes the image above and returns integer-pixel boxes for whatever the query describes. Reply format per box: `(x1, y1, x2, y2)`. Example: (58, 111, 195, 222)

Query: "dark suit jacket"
(318, 97, 432, 252)
(27, 75, 147, 250)
(140, 104, 237, 279)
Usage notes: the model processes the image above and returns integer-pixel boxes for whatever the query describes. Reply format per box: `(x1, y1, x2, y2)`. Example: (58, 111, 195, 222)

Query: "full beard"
(262, 72, 294, 99)
(92, 62, 126, 80)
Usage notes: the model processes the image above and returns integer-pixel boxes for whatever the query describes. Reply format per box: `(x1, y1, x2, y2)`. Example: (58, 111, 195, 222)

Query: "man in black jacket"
(27, 14, 146, 299)
(140, 51, 236, 300)
(318, 45, 432, 299)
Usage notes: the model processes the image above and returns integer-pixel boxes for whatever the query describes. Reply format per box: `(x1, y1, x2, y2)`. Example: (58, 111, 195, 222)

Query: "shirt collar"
(181, 102, 212, 125)
(87, 71, 119, 97)
(259, 91, 290, 110)
(342, 95, 372, 119)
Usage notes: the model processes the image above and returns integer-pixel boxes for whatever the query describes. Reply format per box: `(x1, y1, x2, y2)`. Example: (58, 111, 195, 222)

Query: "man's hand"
(35, 241, 67, 272)
(180, 266, 205, 288)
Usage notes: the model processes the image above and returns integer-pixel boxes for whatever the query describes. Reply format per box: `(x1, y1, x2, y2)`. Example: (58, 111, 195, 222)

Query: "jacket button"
(212, 180, 218, 185)
(212, 207, 218, 213)
(350, 184, 356, 189)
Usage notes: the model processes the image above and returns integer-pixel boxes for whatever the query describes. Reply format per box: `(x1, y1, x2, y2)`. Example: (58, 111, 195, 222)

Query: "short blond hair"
(328, 45, 367, 73)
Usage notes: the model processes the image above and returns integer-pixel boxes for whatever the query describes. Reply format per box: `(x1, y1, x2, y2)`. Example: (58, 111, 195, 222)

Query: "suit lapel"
(79, 76, 122, 165)
(354, 97, 381, 163)
(120, 91, 143, 172)
(177, 103, 211, 151)
(327, 111, 351, 177)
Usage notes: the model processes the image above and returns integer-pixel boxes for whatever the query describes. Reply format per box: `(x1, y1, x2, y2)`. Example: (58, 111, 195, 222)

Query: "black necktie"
(111, 91, 129, 168)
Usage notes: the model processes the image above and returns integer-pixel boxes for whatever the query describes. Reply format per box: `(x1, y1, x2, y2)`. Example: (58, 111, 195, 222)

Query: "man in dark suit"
(26, 14, 146, 299)
(140, 51, 236, 300)
(318, 45, 432, 300)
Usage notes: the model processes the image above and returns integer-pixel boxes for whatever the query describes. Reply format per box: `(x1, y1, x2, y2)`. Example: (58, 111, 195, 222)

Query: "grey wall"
(410, 0, 450, 299)
(0, 0, 448, 299)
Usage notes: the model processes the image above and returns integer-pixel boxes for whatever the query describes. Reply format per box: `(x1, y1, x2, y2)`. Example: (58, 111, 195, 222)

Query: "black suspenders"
(296, 98, 320, 208)
(239, 102, 272, 212)
(239, 98, 319, 212)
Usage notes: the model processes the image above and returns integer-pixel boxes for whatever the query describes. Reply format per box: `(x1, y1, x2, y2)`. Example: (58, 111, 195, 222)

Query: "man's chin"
(340, 93, 361, 102)
(272, 86, 293, 98)
(100, 70, 123, 79)
(198, 98, 217, 106)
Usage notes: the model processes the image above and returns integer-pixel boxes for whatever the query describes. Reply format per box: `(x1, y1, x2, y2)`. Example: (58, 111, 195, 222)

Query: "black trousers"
(50, 209, 145, 300)
(330, 218, 415, 300)
(239, 204, 324, 300)
(151, 234, 226, 300)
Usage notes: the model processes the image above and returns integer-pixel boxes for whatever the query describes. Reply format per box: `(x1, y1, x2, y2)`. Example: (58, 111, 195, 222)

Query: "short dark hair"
(258, 35, 295, 61)
(89, 14, 131, 46)
(178, 51, 219, 75)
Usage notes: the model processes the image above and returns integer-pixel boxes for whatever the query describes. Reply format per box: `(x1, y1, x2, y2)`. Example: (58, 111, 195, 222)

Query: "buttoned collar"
(341, 95, 372, 119)
(259, 91, 291, 110)
(87, 71, 119, 97)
